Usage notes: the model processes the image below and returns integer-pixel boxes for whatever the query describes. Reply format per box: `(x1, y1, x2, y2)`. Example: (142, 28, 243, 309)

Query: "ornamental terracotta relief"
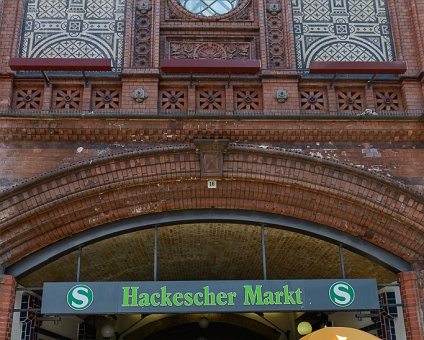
(134, 0, 153, 67)
(266, 0, 288, 68)
(168, 41, 254, 60)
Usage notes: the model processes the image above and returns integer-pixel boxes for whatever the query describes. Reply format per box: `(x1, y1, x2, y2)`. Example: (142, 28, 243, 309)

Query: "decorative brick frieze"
(52, 87, 83, 110)
(13, 87, 43, 110)
(374, 89, 403, 112)
(299, 89, 327, 112)
(0, 118, 423, 143)
(197, 88, 225, 112)
(160, 88, 187, 113)
(234, 88, 262, 111)
(337, 89, 365, 112)
(92, 88, 121, 110)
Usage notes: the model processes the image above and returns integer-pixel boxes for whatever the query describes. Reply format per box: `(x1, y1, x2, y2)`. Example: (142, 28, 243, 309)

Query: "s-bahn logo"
(67, 285, 94, 311)
(329, 281, 355, 307)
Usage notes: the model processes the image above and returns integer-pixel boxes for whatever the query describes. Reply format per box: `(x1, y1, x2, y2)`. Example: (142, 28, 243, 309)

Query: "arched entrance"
(1, 144, 423, 339)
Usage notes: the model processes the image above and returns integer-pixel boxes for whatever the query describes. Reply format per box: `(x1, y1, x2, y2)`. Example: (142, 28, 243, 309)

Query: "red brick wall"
(0, 275, 17, 340)
(0, 118, 423, 193)
(398, 271, 424, 340)
(0, 0, 423, 338)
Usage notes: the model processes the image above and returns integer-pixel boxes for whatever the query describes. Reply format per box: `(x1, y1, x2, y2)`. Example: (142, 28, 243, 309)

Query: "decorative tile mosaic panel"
(292, 0, 395, 70)
(20, 0, 125, 71)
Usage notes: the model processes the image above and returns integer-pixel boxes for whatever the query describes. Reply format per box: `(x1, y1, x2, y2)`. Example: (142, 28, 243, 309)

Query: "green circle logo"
(67, 284, 94, 311)
(329, 281, 355, 307)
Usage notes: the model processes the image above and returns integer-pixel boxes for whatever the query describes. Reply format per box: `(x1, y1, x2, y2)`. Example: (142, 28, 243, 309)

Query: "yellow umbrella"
(300, 327, 381, 340)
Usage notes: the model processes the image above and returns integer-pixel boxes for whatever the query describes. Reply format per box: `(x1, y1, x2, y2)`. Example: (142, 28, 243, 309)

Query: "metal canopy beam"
(161, 59, 261, 73)
(9, 58, 112, 72)
(309, 61, 407, 74)
(5, 209, 411, 278)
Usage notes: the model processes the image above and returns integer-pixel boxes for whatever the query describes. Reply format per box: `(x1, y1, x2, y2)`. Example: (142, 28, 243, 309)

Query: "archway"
(1, 144, 423, 339)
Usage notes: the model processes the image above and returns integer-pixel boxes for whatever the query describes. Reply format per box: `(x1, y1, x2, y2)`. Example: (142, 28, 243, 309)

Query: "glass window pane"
(180, 0, 240, 17)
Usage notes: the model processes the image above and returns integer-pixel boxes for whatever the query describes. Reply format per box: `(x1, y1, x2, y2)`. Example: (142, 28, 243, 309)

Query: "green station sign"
(42, 279, 378, 315)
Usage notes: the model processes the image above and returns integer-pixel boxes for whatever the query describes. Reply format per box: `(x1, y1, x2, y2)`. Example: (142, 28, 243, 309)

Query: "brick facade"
(0, 275, 17, 340)
(398, 272, 424, 340)
(0, 0, 423, 339)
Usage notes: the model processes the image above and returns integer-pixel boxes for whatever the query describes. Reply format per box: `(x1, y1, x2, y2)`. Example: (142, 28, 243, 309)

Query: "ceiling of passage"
(20, 223, 396, 286)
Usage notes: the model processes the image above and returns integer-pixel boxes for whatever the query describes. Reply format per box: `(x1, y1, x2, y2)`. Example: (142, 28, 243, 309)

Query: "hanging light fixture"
(101, 323, 116, 338)
(297, 321, 313, 335)
(198, 316, 209, 329)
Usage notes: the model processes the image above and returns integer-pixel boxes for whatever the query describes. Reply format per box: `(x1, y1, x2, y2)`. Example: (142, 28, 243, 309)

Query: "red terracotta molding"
(9, 58, 112, 72)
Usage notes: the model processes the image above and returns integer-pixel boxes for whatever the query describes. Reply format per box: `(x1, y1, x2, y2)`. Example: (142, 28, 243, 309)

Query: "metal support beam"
(82, 71, 89, 87)
(262, 225, 267, 280)
(329, 74, 337, 88)
(76, 246, 82, 282)
(5, 209, 411, 278)
(367, 74, 377, 89)
(339, 243, 346, 279)
(154, 225, 158, 281)
(227, 73, 232, 89)
(41, 71, 51, 87)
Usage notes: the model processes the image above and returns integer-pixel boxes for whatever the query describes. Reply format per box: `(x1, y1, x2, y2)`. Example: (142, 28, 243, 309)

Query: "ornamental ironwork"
(179, 0, 240, 16)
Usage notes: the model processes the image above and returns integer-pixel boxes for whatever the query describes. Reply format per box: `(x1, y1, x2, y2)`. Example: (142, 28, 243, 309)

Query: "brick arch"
(124, 313, 278, 340)
(0, 144, 423, 271)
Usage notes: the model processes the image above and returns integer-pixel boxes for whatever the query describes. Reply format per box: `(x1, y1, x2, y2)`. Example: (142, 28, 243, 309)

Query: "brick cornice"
(0, 144, 423, 268)
(0, 117, 423, 143)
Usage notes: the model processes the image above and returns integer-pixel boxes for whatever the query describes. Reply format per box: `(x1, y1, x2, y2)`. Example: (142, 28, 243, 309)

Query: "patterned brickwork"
(337, 88, 365, 112)
(52, 87, 82, 110)
(92, 88, 121, 110)
(197, 88, 225, 112)
(292, 0, 396, 69)
(13, 87, 43, 109)
(19, 0, 125, 70)
(375, 89, 403, 112)
(0, 118, 423, 143)
(300, 88, 327, 112)
(234, 88, 262, 111)
(160, 88, 187, 113)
